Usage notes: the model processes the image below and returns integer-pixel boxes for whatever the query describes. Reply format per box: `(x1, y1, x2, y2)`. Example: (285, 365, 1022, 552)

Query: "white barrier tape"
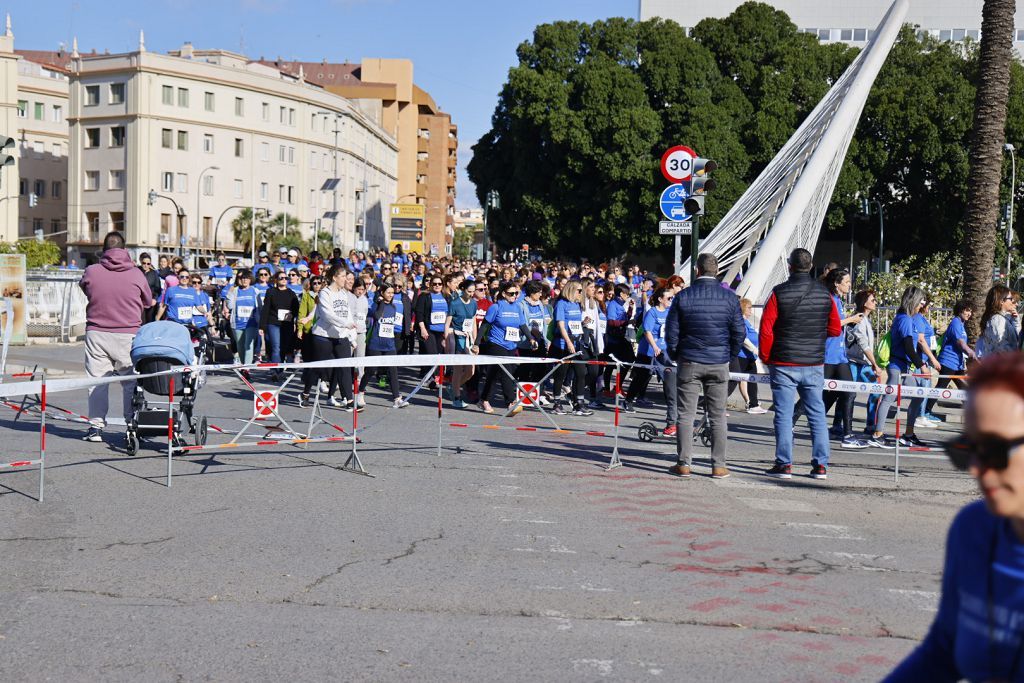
(0, 353, 558, 400)
(728, 372, 967, 402)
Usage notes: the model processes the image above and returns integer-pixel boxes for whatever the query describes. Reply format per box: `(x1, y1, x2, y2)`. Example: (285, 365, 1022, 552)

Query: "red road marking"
(687, 597, 743, 613)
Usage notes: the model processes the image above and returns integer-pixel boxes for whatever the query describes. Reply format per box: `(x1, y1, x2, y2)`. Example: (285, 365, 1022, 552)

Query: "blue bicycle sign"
(660, 183, 691, 221)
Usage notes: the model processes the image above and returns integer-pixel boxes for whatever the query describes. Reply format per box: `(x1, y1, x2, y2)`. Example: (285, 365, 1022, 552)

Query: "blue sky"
(8, 0, 637, 207)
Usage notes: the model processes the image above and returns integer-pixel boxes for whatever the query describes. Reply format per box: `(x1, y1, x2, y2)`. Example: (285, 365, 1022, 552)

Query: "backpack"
(875, 331, 891, 367)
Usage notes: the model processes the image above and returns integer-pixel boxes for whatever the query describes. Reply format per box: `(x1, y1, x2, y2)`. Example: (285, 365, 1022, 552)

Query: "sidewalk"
(3, 342, 85, 377)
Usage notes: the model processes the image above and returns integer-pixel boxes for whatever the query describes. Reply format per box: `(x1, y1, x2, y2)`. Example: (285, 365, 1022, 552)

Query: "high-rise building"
(259, 58, 458, 256)
(66, 38, 398, 264)
(638, 1, 1021, 46)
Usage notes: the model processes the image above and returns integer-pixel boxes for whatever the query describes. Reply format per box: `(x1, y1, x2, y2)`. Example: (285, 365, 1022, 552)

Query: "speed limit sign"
(660, 145, 697, 183)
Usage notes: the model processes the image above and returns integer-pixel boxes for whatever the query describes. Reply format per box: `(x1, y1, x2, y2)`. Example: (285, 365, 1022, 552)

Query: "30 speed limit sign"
(660, 145, 697, 183)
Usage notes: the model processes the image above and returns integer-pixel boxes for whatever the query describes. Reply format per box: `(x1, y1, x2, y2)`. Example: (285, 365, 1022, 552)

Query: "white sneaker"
(393, 398, 409, 409)
(329, 396, 341, 407)
(319, 381, 330, 393)
(746, 406, 768, 415)
(356, 393, 366, 409)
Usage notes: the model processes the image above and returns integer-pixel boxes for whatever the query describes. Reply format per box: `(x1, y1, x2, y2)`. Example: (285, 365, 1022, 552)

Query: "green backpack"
(875, 331, 892, 367)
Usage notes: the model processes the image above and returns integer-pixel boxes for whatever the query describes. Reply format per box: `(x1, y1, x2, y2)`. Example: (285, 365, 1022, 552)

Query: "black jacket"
(665, 277, 745, 364)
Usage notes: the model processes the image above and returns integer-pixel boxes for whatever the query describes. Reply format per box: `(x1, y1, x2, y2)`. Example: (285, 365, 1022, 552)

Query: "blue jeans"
(769, 364, 829, 467)
(849, 362, 880, 433)
(264, 324, 295, 365)
(233, 325, 259, 365)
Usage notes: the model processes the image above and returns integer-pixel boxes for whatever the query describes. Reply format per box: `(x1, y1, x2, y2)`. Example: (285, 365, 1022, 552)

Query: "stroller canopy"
(131, 321, 196, 367)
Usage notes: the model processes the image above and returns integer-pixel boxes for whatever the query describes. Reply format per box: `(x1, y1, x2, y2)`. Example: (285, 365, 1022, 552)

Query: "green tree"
(0, 240, 61, 269)
(453, 224, 476, 258)
(230, 208, 269, 254)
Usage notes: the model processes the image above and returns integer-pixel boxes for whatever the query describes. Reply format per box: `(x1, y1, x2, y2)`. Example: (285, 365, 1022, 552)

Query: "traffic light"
(0, 136, 14, 167)
(28, 192, 37, 208)
(690, 157, 717, 194)
(861, 197, 870, 216)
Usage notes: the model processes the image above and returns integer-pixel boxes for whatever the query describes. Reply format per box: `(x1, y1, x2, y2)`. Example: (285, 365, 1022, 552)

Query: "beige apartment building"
(259, 58, 457, 256)
(66, 38, 398, 264)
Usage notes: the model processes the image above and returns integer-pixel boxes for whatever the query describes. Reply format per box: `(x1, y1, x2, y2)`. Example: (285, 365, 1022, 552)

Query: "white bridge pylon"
(682, 0, 910, 305)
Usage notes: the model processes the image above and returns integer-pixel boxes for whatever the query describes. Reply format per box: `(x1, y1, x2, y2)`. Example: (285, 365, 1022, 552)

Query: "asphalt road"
(0, 365, 976, 681)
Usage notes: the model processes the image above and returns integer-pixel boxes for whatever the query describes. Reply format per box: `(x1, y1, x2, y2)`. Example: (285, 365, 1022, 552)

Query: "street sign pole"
(690, 214, 701, 285)
(674, 235, 681, 275)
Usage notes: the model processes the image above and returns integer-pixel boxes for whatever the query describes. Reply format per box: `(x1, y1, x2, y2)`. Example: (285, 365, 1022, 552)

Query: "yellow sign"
(389, 203, 425, 254)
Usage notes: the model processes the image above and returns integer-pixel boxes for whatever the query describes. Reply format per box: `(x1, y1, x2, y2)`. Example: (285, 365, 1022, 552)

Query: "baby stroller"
(125, 321, 209, 455)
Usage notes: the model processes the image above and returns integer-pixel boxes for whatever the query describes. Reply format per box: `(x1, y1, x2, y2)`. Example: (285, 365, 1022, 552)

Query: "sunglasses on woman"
(944, 434, 1024, 471)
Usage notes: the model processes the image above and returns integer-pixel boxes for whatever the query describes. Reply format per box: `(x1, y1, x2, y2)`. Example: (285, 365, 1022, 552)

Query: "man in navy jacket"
(665, 253, 745, 478)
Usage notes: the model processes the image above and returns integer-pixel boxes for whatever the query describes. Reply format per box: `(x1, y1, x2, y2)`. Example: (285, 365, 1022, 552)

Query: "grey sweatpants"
(84, 330, 135, 429)
(674, 362, 730, 467)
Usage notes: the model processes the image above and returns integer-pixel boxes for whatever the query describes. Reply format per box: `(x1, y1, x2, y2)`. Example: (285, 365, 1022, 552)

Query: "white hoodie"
(312, 286, 356, 343)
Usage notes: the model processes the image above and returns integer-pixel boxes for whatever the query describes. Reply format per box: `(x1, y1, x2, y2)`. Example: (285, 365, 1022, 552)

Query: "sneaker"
(393, 398, 409, 409)
(663, 425, 678, 438)
(587, 399, 603, 410)
(810, 464, 828, 480)
(711, 467, 730, 479)
(923, 412, 943, 423)
(862, 435, 887, 448)
(841, 435, 869, 450)
(319, 381, 330, 393)
(537, 395, 553, 408)
(552, 401, 569, 416)
(572, 403, 594, 417)
(879, 438, 897, 450)
(899, 434, 926, 448)
(916, 416, 939, 428)
(668, 463, 692, 478)
(355, 393, 366, 409)
(479, 403, 495, 414)
(746, 406, 768, 415)
(621, 401, 636, 413)
(298, 392, 310, 408)
(765, 463, 792, 479)
(635, 398, 655, 408)
(510, 404, 525, 417)
(83, 427, 103, 443)
(329, 396, 342, 408)
(453, 398, 466, 409)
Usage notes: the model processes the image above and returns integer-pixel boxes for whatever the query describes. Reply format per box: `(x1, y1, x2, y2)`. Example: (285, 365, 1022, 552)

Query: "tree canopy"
(468, 2, 1024, 264)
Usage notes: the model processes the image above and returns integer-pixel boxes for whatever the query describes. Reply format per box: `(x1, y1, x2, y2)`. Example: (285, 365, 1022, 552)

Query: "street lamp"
(1005, 143, 1016, 278)
(196, 165, 220, 267)
(359, 182, 381, 249)
(316, 110, 347, 250)
(148, 189, 186, 257)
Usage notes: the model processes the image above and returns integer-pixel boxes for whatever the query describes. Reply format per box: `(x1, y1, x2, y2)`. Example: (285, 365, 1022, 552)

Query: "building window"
(288, 108, 295, 126)
(817, 28, 831, 41)
(162, 85, 173, 105)
(84, 170, 99, 191)
(177, 130, 188, 151)
(953, 28, 967, 41)
(311, 114, 318, 131)
(108, 170, 125, 191)
(279, 106, 287, 124)
(840, 28, 853, 41)
(33, 179, 45, 197)
(51, 104, 63, 122)
(288, 146, 295, 164)
(203, 134, 214, 153)
(162, 172, 173, 192)
(51, 181, 61, 199)
(940, 29, 952, 41)
(34, 102, 44, 120)
(51, 142, 61, 158)
(310, 151, 317, 168)
(287, 186, 294, 204)
(177, 87, 189, 107)
(261, 142, 270, 161)
(853, 28, 867, 42)
(968, 29, 980, 41)
(278, 144, 286, 163)
(16, 100, 26, 118)
(32, 141, 44, 158)
(161, 128, 172, 148)
(109, 83, 125, 104)
(160, 213, 171, 235)
(176, 173, 188, 193)
(259, 182, 268, 201)
(51, 218, 61, 235)
(234, 138, 244, 157)
(85, 85, 100, 106)
(110, 126, 126, 147)
(85, 212, 100, 234)
(85, 128, 100, 148)
(235, 97, 244, 116)
(202, 175, 214, 196)
(18, 178, 26, 196)
(234, 179, 244, 199)
(204, 91, 215, 111)
(110, 212, 124, 231)
(278, 184, 285, 202)
(32, 217, 42, 234)
(262, 102, 270, 121)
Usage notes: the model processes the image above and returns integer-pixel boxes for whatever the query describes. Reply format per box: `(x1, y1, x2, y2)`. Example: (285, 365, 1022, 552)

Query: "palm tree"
(961, 0, 1016, 338)
(230, 208, 264, 253)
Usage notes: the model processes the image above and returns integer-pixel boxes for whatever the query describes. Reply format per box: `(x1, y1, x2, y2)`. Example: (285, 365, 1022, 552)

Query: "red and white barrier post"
(166, 376, 174, 488)
(606, 361, 623, 470)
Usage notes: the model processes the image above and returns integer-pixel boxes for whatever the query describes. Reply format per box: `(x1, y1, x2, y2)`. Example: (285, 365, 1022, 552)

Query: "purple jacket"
(79, 248, 154, 333)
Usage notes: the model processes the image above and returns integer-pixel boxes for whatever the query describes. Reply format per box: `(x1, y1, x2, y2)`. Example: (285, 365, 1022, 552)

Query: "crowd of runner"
(132, 244, 1024, 459)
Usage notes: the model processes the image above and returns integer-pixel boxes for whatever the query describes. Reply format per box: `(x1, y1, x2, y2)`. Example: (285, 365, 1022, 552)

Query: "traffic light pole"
(689, 214, 700, 285)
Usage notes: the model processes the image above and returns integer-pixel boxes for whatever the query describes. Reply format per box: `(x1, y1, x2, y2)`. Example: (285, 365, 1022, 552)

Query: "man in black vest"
(758, 248, 841, 480)
(665, 253, 745, 479)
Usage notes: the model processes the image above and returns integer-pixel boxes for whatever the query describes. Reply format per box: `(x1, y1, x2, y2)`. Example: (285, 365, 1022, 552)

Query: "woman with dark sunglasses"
(297, 276, 324, 407)
(258, 270, 299, 379)
(887, 353, 1024, 681)
(415, 276, 449, 356)
(476, 281, 535, 414)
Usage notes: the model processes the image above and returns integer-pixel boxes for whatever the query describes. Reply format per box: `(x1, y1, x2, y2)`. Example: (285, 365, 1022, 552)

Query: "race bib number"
(598, 319, 607, 335)
(237, 305, 254, 320)
(504, 326, 521, 343)
(176, 307, 192, 321)
(430, 311, 446, 325)
(568, 320, 583, 336)
(378, 323, 395, 339)
(277, 309, 293, 322)
(462, 320, 474, 335)
(395, 312, 403, 326)
(659, 324, 666, 339)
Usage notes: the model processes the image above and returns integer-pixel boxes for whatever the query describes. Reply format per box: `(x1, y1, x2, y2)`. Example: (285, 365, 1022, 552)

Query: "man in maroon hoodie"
(79, 232, 153, 443)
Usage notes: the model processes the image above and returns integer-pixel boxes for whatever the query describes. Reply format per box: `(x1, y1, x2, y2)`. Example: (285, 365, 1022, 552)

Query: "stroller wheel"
(637, 422, 657, 443)
(700, 431, 712, 448)
(125, 431, 139, 456)
(195, 416, 208, 446)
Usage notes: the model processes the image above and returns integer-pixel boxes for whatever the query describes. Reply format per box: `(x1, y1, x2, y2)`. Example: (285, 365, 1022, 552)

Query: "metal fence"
(26, 270, 87, 341)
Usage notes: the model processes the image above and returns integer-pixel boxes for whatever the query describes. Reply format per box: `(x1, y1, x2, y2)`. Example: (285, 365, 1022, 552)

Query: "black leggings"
(311, 335, 354, 401)
(794, 362, 853, 435)
(727, 356, 760, 407)
(359, 349, 399, 399)
(551, 344, 585, 402)
(301, 334, 317, 393)
(420, 330, 445, 355)
(926, 365, 968, 413)
(603, 338, 636, 388)
(480, 341, 519, 406)
(516, 345, 548, 382)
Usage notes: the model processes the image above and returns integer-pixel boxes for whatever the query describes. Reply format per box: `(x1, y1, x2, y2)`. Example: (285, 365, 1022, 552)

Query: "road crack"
(382, 531, 445, 567)
(98, 537, 174, 550)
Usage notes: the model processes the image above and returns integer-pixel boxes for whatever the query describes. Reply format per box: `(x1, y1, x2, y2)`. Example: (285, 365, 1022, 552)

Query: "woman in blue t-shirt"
(925, 298, 978, 416)
(726, 297, 765, 413)
(624, 288, 672, 410)
(477, 281, 535, 414)
(225, 269, 260, 365)
(447, 279, 479, 409)
(886, 354, 1024, 682)
(357, 283, 406, 409)
(867, 286, 939, 448)
(550, 280, 592, 416)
